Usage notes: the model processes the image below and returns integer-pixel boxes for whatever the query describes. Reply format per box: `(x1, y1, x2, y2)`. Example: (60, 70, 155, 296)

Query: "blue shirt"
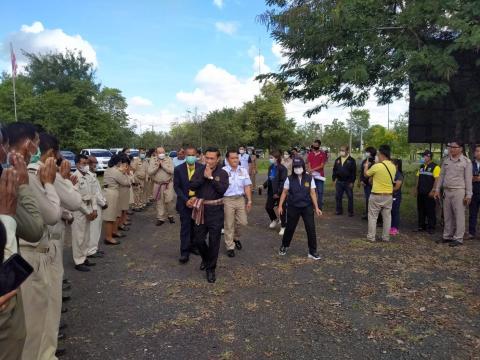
(173, 157, 186, 167)
(269, 165, 277, 181)
(223, 165, 252, 197)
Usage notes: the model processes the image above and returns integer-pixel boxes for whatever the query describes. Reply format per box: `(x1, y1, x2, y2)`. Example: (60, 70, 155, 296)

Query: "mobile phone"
(0, 253, 34, 296)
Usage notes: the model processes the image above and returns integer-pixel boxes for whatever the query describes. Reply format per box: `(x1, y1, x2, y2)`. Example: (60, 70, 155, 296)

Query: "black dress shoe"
(61, 307, 68, 314)
(127, 210, 134, 215)
(74, 264, 90, 272)
(436, 237, 453, 244)
(59, 320, 67, 330)
(200, 261, 206, 271)
(449, 240, 463, 247)
(62, 279, 70, 285)
(55, 348, 66, 357)
(234, 240, 242, 250)
(179, 255, 189, 264)
(112, 232, 126, 238)
(87, 252, 104, 259)
(156, 220, 165, 226)
(335, 212, 342, 215)
(227, 250, 235, 258)
(62, 283, 71, 292)
(206, 270, 216, 283)
(118, 225, 130, 231)
(57, 333, 66, 341)
(62, 294, 71, 302)
(97, 250, 105, 255)
(104, 239, 121, 245)
(168, 217, 175, 224)
(84, 259, 96, 267)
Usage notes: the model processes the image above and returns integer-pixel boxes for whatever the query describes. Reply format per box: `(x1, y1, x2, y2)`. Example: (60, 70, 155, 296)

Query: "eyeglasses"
(447, 145, 461, 149)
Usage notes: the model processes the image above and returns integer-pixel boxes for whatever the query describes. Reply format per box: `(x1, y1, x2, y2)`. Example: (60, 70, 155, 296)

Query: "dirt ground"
(62, 178, 480, 360)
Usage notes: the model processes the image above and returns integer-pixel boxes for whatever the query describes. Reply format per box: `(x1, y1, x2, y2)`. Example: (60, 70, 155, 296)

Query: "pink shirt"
(307, 151, 327, 179)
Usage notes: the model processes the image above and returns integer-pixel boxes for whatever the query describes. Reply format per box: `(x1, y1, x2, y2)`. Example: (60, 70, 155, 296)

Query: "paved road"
(62, 190, 480, 360)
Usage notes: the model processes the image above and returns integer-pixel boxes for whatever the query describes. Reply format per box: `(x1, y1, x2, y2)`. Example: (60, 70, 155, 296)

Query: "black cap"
(292, 157, 305, 168)
(422, 150, 433, 157)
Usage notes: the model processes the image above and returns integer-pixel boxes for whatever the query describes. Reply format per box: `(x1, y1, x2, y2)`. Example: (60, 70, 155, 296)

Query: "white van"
(80, 149, 113, 174)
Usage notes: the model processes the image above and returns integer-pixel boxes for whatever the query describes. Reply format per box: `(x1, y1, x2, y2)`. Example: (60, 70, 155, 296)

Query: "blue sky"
(0, 0, 408, 132)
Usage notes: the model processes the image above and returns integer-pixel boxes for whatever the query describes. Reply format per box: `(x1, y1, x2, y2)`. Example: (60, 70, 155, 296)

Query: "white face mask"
(443, 149, 449, 157)
(365, 152, 371, 158)
(79, 165, 89, 173)
(158, 153, 166, 160)
(374, 155, 379, 163)
(284, 154, 290, 159)
(340, 151, 346, 157)
(239, 149, 245, 154)
(294, 167, 303, 175)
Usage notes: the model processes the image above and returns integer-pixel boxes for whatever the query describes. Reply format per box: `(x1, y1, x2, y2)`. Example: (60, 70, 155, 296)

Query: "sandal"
(104, 239, 121, 245)
(112, 233, 126, 238)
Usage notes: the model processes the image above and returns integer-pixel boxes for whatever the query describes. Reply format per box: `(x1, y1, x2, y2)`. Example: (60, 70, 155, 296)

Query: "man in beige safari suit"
(148, 147, 175, 226)
(434, 140, 473, 247)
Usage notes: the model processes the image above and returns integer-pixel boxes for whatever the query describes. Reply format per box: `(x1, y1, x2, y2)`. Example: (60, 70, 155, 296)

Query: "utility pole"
(387, 103, 390, 130)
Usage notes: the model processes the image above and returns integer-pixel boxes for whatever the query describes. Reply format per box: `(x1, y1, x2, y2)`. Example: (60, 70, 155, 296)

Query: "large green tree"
(259, 0, 480, 119)
(322, 118, 350, 152)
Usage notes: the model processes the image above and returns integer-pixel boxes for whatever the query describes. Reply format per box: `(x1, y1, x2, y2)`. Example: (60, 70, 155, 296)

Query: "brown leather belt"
(371, 192, 392, 196)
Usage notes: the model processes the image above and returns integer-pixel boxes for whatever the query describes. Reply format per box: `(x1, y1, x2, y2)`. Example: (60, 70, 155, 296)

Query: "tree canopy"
(259, 0, 480, 117)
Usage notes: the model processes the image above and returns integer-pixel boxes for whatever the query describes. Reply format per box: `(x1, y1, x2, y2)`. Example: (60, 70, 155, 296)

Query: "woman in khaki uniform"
(117, 154, 132, 231)
(103, 155, 130, 244)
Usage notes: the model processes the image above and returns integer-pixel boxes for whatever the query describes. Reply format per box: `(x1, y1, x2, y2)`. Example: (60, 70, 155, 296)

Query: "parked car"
(80, 149, 112, 174)
(60, 150, 77, 171)
(110, 148, 139, 157)
(169, 151, 177, 158)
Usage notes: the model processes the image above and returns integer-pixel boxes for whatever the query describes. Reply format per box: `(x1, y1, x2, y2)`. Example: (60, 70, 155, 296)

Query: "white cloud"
(271, 42, 288, 65)
(2, 21, 98, 72)
(253, 55, 271, 75)
(129, 96, 153, 107)
(215, 21, 238, 35)
(129, 110, 181, 133)
(213, 0, 224, 8)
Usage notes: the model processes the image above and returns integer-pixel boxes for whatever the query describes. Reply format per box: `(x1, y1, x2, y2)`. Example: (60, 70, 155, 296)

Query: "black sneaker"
(308, 252, 321, 260)
(168, 217, 175, 224)
(234, 240, 242, 250)
(448, 240, 463, 247)
(227, 250, 235, 258)
(74, 264, 90, 272)
(279, 246, 288, 256)
(84, 259, 96, 267)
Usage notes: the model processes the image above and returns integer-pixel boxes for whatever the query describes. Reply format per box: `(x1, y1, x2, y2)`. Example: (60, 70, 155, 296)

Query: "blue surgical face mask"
(419, 158, 425, 164)
(186, 155, 196, 165)
(269, 158, 275, 165)
(140, 153, 146, 160)
(29, 147, 41, 164)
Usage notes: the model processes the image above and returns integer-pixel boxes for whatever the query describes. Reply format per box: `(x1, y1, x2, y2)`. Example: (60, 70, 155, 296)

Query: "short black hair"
(365, 146, 377, 157)
(119, 153, 130, 165)
(108, 154, 121, 167)
(75, 153, 89, 164)
(313, 139, 321, 146)
(449, 140, 464, 148)
(139, 147, 146, 151)
(5, 122, 36, 146)
(0, 125, 7, 144)
(185, 145, 197, 153)
(39, 133, 59, 155)
(146, 149, 155, 158)
(378, 144, 391, 159)
(226, 149, 238, 159)
(205, 146, 220, 157)
(393, 158, 403, 173)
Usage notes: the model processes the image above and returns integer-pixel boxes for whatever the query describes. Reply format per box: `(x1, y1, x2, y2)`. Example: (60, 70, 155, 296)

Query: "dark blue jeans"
(363, 184, 372, 215)
(468, 193, 480, 235)
(313, 179, 324, 210)
(391, 194, 402, 229)
(335, 181, 354, 215)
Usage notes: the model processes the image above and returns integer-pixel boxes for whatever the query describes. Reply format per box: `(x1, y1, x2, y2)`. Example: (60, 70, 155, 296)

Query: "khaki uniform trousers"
(0, 289, 26, 360)
(133, 183, 145, 209)
(367, 194, 393, 242)
(223, 196, 248, 250)
(154, 183, 175, 221)
(20, 246, 51, 360)
(443, 188, 467, 242)
(72, 204, 92, 265)
(88, 207, 102, 256)
(42, 238, 63, 360)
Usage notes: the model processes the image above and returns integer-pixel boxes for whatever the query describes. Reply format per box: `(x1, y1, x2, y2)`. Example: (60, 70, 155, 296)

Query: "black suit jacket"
(174, 162, 203, 211)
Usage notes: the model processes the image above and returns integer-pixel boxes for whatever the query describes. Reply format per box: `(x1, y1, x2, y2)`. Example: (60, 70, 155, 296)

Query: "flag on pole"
(10, 43, 17, 79)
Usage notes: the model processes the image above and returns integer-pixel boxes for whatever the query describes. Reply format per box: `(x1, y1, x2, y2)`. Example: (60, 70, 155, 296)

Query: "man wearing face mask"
(332, 145, 357, 217)
(238, 146, 252, 172)
(173, 148, 186, 167)
(6, 122, 62, 360)
(71, 154, 98, 271)
(414, 150, 441, 234)
(148, 147, 175, 226)
(307, 140, 327, 210)
(278, 158, 322, 259)
(131, 149, 147, 212)
(174, 146, 201, 263)
(358, 147, 377, 220)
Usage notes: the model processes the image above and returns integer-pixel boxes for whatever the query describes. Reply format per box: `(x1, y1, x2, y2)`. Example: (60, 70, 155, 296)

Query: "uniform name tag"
(304, 182, 310, 187)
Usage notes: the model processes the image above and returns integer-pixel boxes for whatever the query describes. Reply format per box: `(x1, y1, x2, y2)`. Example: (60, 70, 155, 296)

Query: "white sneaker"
(269, 220, 280, 229)
(279, 227, 286, 236)
(308, 252, 321, 260)
(221, 228, 224, 235)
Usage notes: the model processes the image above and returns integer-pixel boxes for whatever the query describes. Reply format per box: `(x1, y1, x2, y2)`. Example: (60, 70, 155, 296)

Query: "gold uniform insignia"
(215, 176, 220, 181)
(304, 182, 310, 187)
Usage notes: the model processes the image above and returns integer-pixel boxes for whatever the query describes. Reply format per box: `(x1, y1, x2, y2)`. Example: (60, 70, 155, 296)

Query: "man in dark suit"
(174, 146, 201, 264)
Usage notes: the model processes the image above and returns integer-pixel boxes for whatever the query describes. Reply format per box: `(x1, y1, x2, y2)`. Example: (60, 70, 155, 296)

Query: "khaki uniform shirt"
(72, 170, 98, 211)
(435, 155, 473, 197)
(14, 184, 43, 243)
(19, 162, 62, 249)
(103, 166, 131, 190)
(147, 156, 174, 183)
